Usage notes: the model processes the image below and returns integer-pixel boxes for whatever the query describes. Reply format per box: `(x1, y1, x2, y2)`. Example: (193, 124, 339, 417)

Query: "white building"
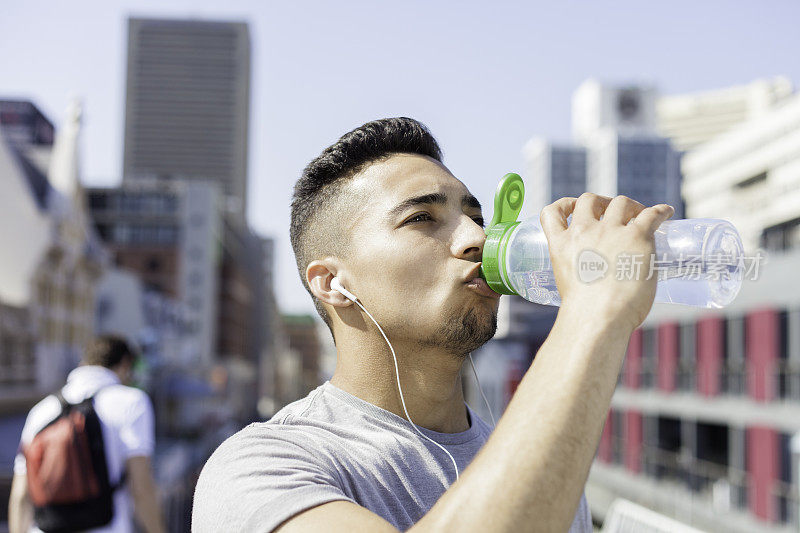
(0, 101, 55, 311)
(681, 90, 800, 253)
(657, 77, 794, 152)
(572, 79, 659, 144)
(0, 99, 107, 396)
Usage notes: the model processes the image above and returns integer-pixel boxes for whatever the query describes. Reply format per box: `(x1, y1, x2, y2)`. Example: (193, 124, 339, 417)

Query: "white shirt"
(15, 365, 156, 533)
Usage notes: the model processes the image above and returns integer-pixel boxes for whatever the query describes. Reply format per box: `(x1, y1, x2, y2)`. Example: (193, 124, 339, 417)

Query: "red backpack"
(23, 387, 126, 532)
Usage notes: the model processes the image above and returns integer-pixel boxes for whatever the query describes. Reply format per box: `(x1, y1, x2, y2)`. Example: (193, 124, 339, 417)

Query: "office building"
(590, 246, 800, 532)
(657, 77, 794, 152)
(679, 91, 800, 253)
(510, 78, 800, 530)
(522, 139, 588, 213)
(574, 80, 684, 218)
(123, 17, 251, 217)
(87, 179, 222, 365)
(524, 80, 684, 221)
(87, 180, 279, 423)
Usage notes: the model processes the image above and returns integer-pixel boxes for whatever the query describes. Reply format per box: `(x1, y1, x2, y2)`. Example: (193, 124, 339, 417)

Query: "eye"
(472, 216, 485, 228)
(403, 212, 433, 225)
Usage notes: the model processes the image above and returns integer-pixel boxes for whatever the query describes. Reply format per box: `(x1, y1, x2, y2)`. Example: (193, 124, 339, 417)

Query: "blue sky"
(2, 0, 799, 314)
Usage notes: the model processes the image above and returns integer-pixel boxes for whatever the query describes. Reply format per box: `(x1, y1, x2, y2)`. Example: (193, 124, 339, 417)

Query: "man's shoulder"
(193, 416, 354, 533)
(197, 391, 344, 484)
(193, 422, 332, 519)
(200, 417, 327, 473)
(92, 383, 153, 422)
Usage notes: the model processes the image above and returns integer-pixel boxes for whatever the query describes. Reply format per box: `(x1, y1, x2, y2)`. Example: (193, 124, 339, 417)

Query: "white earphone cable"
(353, 299, 462, 483)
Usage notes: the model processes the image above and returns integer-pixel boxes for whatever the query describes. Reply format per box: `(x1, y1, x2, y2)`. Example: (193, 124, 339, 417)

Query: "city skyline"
(2, 0, 800, 314)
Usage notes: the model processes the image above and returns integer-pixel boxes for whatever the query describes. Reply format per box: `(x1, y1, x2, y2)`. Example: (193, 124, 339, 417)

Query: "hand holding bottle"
(539, 193, 675, 332)
(481, 173, 744, 318)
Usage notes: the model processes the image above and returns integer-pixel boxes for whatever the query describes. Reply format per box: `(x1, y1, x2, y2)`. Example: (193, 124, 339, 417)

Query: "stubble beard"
(421, 304, 498, 359)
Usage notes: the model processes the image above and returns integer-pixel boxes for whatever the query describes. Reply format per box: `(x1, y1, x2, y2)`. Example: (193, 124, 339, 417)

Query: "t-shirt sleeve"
(119, 390, 155, 458)
(192, 424, 355, 533)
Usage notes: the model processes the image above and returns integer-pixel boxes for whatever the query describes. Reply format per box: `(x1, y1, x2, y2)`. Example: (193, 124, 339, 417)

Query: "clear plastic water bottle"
(480, 174, 744, 309)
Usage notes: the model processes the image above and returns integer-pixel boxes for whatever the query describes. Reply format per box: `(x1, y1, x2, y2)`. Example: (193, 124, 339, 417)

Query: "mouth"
(465, 276, 501, 299)
(463, 263, 501, 299)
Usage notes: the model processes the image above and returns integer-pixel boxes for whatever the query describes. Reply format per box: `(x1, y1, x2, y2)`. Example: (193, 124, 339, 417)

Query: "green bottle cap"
(480, 173, 525, 295)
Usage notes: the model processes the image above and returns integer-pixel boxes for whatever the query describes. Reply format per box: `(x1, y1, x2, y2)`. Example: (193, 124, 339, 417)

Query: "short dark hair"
(290, 117, 444, 335)
(83, 335, 138, 368)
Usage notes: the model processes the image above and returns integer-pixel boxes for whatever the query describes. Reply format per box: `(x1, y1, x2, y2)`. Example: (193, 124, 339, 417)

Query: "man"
(192, 117, 674, 532)
(9, 335, 166, 533)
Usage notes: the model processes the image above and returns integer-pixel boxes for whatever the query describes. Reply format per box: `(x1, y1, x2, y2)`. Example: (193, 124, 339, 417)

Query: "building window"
(655, 417, 681, 481)
(611, 410, 623, 465)
(723, 316, 746, 395)
(641, 328, 657, 388)
(145, 282, 164, 294)
(778, 432, 793, 524)
(678, 323, 696, 392)
(695, 422, 730, 495)
(788, 309, 800, 401)
(113, 224, 130, 244)
(777, 310, 795, 400)
(147, 256, 161, 273)
(88, 193, 107, 210)
(760, 216, 800, 252)
(734, 171, 767, 189)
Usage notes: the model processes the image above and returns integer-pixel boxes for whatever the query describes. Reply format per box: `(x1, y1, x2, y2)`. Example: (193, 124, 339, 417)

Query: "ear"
(306, 260, 354, 307)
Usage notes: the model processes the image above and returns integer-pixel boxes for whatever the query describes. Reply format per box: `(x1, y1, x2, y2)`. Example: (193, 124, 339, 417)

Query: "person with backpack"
(8, 335, 165, 533)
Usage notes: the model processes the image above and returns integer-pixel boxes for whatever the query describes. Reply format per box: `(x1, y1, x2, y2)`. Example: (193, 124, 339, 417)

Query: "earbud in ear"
(331, 277, 358, 303)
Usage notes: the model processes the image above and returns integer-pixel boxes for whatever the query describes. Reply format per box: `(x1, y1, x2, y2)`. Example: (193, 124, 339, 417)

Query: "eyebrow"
(387, 192, 482, 219)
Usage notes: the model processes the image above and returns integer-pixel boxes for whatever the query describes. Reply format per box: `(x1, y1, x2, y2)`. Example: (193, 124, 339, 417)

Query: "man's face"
(339, 153, 500, 356)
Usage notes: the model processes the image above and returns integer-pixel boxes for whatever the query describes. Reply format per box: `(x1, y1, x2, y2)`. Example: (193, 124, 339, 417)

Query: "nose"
(452, 214, 486, 262)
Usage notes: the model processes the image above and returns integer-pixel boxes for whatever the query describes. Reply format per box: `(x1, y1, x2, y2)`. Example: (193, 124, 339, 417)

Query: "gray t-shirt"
(192, 381, 592, 532)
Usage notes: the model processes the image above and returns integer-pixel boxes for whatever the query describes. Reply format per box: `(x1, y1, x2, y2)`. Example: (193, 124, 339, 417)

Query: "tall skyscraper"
(123, 17, 251, 218)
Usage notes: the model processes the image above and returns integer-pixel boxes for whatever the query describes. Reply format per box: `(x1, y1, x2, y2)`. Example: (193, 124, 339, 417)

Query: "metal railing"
(721, 361, 747, 396)
(599, 438, 800, 526)
(776, 360, 800, 402)
(676, 361, 696, 392)
(617, 359, 800, 403)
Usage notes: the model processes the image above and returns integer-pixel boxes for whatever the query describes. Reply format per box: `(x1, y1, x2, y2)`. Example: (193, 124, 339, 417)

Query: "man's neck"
(330, 334, 470, 433)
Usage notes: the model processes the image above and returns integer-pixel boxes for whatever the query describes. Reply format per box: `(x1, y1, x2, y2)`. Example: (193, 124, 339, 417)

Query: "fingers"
(604, 195, 646, 226)
(631, 204, 676, 234)
(573, 192, 612, 225)
(542, 194, 669, 238)
(540, 197, 578, 237)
